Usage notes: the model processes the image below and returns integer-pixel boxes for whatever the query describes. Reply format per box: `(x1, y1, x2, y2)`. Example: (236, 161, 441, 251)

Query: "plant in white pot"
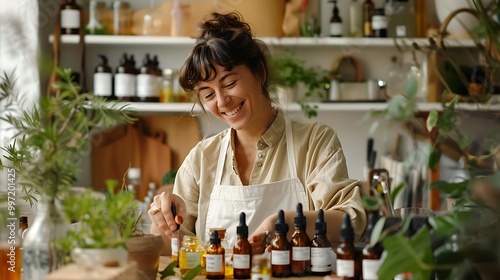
(0, 68, 135, 279)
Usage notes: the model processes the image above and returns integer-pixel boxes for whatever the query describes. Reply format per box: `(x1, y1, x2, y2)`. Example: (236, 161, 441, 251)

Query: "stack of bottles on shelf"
(328, 0, 417, 38)
(93, 53, 189, 103)
(176, 202, 387, 279)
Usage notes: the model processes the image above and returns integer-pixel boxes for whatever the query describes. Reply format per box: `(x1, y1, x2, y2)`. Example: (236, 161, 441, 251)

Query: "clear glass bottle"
(386, 56, 404, 99)
(22, 202, 70, 280)
(290, 203, 311, 276)
(310, 209, 332, 276)
(206, 231, 225, 279)
(334, 213, 360, 280)
(127, 167, 141, 199)
(179, 235, 202, 277)
(329, 0, 343, 37)
(300, 0, 321, 37)
(85, 0, 106, 35)
(270, 210, 291, 278)
(233, 212, 252, 279)
(60, 0, 81, 35)
(161, 68, 175, 103)
(111, 1, 133, 35)
(349, 0, 362, 37)
(251, 254, 271, 280)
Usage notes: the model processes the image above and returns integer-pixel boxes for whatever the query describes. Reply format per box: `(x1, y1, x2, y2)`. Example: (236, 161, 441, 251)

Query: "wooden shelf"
(49, 35, 478, 48)
(122, 101, 500, 114)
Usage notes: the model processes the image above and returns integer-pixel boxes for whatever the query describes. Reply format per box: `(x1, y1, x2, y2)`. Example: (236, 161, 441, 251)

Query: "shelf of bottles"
(49, 34, 478, 48)
(123, 101, 500, 115)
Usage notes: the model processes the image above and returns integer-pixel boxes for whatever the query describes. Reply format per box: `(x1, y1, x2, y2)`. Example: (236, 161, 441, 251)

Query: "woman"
(149, 12, 366, 253)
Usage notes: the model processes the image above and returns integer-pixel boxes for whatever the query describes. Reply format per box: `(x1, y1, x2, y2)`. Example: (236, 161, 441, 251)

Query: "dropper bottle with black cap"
(270, 210, 291, 278)
(310, 209, 332, 276)
(334, 213, 360, 280)
(233, 212, 252, 279)
(206, 230, 225, 279)
(291, 203, 311, 276)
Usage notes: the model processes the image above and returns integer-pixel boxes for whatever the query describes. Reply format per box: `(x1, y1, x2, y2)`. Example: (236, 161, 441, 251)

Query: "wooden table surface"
(157, 256, 340, 280)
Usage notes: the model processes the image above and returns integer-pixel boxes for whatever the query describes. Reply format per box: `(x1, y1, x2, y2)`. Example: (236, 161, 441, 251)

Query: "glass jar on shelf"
(109, 0, 133, 35)
(161, 68, 175, 103)
(179, 235, 203, 277)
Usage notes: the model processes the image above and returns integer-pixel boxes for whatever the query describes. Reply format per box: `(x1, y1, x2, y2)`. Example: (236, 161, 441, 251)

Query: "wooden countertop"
(157, 256, 341, 280)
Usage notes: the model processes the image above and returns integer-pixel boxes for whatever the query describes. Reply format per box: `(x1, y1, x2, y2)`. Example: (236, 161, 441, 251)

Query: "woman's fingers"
(149, 192, 187, 238)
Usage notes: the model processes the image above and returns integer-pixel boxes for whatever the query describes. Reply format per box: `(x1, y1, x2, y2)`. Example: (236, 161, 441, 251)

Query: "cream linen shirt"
(173, 109, 367, 241)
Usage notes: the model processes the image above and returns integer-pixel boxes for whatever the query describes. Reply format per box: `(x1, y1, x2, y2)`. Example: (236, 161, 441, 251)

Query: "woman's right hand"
(148, 192, 186, 238)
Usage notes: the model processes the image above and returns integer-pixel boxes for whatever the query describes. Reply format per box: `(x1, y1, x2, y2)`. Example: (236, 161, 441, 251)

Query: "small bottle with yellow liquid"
(179, 235, 202, 277)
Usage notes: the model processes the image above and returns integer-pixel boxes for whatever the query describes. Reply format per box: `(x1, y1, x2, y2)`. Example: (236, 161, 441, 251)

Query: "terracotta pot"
(126, 233, 164, 280)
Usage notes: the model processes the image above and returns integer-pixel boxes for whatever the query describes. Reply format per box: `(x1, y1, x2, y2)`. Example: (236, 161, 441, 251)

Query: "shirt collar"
(260, 108, 285, 148)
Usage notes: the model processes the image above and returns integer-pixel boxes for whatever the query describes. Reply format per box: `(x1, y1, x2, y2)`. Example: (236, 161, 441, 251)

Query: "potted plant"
(0, 68, 135, 279)
(364, 1, 500, 279)
(268, 52, 330, 118)
(61, 178, 164, 280)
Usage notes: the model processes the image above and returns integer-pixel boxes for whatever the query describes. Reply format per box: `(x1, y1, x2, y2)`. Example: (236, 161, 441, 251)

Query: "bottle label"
(251, 273, 270, 280)
(233, 254, 250, 269)
(114, 73, 135, 97)
(137, 74, 160, 98)
(362, 259, 380, 279)
(396, 25, 407, 37)
(329, 22, 343, 37)
(171, 237, 178, 257)
(186, 252, 201, 269)
(372, 15, 387, 30)
(311, 247, 332, 272)
(292, 246, 310, 261)
(61, 9, 80, 29)
(271, 250, 290, 265)
(206, 254, 224, 272)
(336, 259, 355, 277)
(93, 72, 112, 96)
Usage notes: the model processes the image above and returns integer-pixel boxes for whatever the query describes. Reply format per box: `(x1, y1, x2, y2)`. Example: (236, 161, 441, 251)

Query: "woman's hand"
(148, 192, 186, 238)
(248, 213, 276, 254)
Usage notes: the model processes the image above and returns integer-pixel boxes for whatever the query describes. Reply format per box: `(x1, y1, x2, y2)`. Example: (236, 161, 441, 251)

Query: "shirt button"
(258, 153, 264, 158)
(256, 162, 263, 167)
(258, 142, 264, 148)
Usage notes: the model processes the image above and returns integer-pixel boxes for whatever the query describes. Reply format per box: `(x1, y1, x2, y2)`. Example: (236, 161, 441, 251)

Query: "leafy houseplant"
(0, 68, 135, 278)
(365, 1, 500, 279)
(268, 52, 330, 118)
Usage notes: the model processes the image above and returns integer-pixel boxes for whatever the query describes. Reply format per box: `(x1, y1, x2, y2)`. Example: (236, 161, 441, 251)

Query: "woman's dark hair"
(179, 12, 271, 112)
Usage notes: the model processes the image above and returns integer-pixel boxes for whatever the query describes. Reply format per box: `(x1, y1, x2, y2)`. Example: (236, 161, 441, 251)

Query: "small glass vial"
(127, 167, 141, 199)
(209, 228, 233, 277)
(270, 210, 291, 278)
(290, 203, 311, 276)
(179, 235, 202, 276)
(161, 68, 175, 103)
(206, 230, 225, 279)
(310, 210, 332, 276)
(233, 212, 252, 279)
(251, 254, 270, 280)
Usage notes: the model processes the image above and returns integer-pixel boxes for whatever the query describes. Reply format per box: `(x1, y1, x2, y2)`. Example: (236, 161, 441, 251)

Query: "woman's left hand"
(248, 214, 276, 254)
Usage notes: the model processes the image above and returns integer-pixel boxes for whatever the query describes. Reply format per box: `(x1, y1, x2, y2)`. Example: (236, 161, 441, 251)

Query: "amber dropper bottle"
(291, 203, 311, 276)
(310, 209, 332, 276)
(206, 230, 225, 279)
(270, 210, 291, 278)
(335, 213, 360, 280)
(233, 212, 252, 279)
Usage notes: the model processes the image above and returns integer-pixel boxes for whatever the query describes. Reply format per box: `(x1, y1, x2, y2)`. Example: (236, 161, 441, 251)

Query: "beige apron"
(196, 120, 309, 243)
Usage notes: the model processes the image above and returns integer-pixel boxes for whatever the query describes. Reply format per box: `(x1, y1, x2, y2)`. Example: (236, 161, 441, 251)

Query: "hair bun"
(198, 12, 252, 41)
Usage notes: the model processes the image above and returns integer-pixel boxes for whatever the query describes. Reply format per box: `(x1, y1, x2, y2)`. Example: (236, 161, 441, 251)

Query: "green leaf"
(183, 265, 204, 280)
(456, 133, 473, 150)
(390, 182, 407, 205)
(370, 217, 386, 245)
(378, 227, 434, 280)
(430, 180, 468, 198)
(428, 148, 441, 171)
(159, 261, 178, 279)
(426, 109, 438, 132)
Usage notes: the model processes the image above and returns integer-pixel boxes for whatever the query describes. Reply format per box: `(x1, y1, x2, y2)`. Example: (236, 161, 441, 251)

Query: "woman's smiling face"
(197, 64, 273, 132)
